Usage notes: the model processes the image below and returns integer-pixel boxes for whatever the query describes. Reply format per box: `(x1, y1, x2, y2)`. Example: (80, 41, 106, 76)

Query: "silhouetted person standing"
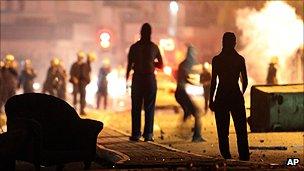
(209, 32, 250, 161)
(175, 45, 205, 142)
(266, 57, 278, 85)
(126, 23, 163, 142)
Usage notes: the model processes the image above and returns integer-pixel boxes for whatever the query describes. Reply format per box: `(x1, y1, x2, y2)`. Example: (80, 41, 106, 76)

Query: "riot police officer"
(19, 59, 36, 93)
(70, 51, 85, 109)
(1, 54, 19, 104)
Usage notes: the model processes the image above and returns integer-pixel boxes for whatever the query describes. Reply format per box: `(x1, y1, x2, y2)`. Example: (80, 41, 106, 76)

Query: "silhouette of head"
(222, 32, 236, 49)
(184, 45, 197, 66)
(140, 23, 152, 41)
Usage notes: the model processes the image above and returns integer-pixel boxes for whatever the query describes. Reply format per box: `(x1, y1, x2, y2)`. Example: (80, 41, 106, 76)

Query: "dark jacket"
(69, 62, 82, 85)
(20, 69, 36, 93)
(80, 61, 91, 85)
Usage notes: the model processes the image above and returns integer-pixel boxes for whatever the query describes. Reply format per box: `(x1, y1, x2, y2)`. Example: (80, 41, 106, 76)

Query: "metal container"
(248, 84, 304, 132)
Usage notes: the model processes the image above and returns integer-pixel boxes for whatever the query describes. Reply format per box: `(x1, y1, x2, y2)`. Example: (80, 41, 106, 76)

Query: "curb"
(96, 143, 130, 164)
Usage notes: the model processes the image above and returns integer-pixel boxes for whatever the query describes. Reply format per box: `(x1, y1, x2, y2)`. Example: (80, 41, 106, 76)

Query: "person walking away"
(19, 59, 36, 93)
(200, 62, 212, 114)
(70, 51, 85, 108)
(126, 23, 163, 142)
(209, 32, 250, 161)
(96, 59, 111, 110)
(175, 45, 206, 142)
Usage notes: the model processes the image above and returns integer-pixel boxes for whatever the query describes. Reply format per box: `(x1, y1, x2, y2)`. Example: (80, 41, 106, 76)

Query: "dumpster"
(248, 84, 304, 132)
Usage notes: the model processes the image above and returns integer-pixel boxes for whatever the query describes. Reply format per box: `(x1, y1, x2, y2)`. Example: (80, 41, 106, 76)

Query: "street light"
(169, 1, 179, 14)
(99, 31, 111, 49)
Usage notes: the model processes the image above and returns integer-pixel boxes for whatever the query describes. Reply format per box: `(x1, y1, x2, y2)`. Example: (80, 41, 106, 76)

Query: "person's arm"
(240, 58, 248, 94)
(209, 58, 217, 111)
(154, 47, 163, 69)
(126, 46, 134, 80)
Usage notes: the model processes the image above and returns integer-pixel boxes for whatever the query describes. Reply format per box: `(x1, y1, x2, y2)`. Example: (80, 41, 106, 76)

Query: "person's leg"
(130, 78, 143, 140)
(96, 93, 101, 109)
(231, 101, 250, 161)
(73, 85, 78, 108)
(214, 108, 232, 159)
(104, 93, 108, 110)
(182, 91, 203, 141)
(204, 86, 210, 113)
(80, 83, 86, 115)
(143, 76, 156, 141)
(175, 89, 191, 121)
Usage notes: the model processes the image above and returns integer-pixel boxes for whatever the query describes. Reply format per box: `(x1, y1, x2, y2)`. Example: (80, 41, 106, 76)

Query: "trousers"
(131, 74, 157, 139)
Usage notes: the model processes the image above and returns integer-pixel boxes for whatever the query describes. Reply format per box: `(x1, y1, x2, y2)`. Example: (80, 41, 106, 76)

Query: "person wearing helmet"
(19, 59, 37, 93)
(56, 60, 67, 100)
(200, 62, 212, 113)
(43, 58, 61, 96)
(1, 54, 19, 105)
(70, 51, 85, 109)
(96, 58, 111, 110)
(77, 52, 95, 115)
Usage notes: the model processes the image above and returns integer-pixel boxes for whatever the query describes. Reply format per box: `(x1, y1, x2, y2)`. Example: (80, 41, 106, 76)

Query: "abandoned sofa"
(4, 93, 103, 170)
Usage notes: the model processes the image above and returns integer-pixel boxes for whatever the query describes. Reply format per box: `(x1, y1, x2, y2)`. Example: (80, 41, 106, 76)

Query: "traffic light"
(99, 31, 111, 49)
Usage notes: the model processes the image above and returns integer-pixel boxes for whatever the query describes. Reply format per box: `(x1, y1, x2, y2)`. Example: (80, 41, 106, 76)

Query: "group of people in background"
(0, 51, 109, 115)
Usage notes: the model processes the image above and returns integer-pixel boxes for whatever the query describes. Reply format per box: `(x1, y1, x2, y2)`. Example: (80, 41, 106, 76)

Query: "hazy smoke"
(236, 1, 303, 84)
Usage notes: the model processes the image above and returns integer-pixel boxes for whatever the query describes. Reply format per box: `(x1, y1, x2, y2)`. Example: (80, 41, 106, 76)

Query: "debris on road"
(249, 146, 287, 150)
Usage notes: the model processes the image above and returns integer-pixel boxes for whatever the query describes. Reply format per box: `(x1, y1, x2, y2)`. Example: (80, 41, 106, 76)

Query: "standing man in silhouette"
(209, 32, 250, 161)
(126, 23, 163, 142)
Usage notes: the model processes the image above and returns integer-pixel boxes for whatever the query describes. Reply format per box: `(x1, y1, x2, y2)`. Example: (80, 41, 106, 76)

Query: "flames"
(236, 1, 303, 84)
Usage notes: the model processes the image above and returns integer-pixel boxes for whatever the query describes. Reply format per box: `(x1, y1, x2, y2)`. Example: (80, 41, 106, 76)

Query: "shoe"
(144, 137, 154, 142)
(129, 136, 140, 142)
(192, 136, 207, 142)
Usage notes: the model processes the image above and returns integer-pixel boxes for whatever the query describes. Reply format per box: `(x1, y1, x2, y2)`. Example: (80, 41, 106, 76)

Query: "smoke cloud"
(236, 1, 303, 84)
